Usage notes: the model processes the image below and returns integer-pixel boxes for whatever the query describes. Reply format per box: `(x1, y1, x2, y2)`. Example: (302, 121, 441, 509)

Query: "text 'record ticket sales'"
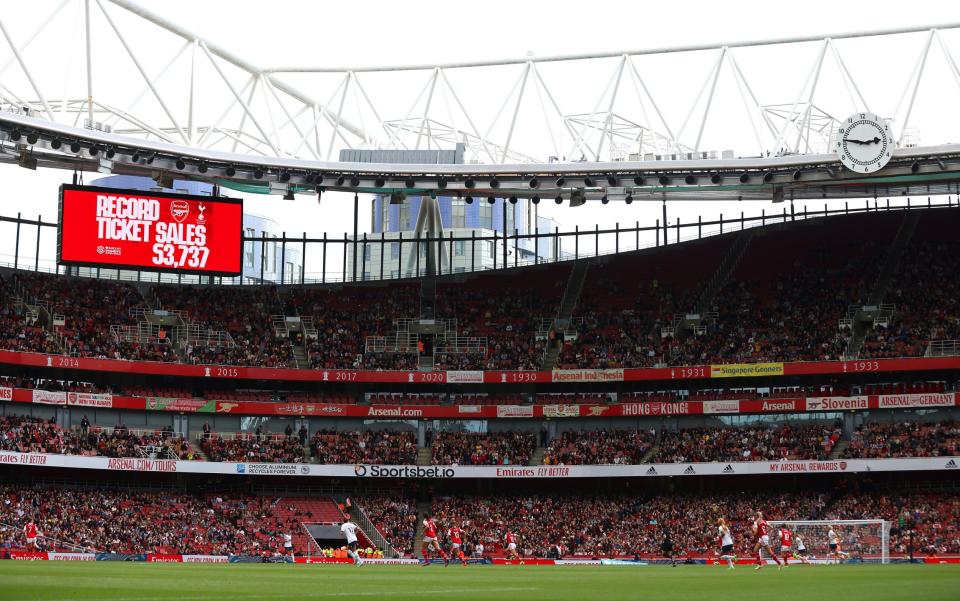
(58, 185, 243, 276)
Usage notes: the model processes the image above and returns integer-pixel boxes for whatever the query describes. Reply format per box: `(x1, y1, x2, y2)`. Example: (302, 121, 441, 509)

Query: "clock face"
(836, 112, 892, 173)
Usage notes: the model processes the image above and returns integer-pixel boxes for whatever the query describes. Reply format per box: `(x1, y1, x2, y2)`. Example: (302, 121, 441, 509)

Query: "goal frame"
(768, 519, 890, 564)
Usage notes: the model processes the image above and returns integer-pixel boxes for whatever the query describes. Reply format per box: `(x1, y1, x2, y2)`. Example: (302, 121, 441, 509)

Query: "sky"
(1, 0, 959, 271)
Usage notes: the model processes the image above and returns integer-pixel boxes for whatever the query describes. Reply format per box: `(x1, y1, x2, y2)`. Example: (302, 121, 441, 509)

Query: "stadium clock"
(836, 112, 892, 173)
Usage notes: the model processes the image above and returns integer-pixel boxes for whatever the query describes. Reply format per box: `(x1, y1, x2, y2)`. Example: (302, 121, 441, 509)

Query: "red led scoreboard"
(58, 185, 243, 276)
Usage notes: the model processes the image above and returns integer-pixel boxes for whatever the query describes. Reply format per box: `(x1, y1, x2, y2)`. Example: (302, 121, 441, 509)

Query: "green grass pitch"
(0, 562, 958, 601)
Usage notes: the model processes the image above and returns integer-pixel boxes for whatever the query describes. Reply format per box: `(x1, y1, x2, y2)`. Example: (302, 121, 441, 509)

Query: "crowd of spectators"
(0, 272, 175, 360)
(542, 429, 655, 465)
(2, 211, 957, 371)
(357, 496, 417, 556)
(632, 491, 831, 557)
(287, 285, 420, 371)
(156, 285, 294, 368)
(654, 422, 842, 463)
(431, 431, 536, 466)
(435, 268, 565, 371)
(0, 415, 195, 459)
(827, 491, 960, 556)
(0, 485, 299, 555)
(0, 483, 956, 557)
(200, 432, 306, 463)
(310, 430, 417, 464)
(860, 238, 960, 359)
(556, 241, 718, 370)
(842, 420, 960, 459)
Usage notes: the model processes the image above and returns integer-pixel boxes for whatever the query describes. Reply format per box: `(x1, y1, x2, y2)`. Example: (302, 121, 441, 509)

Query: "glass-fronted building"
(348, 195, 559, 280)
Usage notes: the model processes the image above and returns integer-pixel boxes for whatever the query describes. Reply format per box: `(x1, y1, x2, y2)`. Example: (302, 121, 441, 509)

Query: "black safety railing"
(0, 196, 956, 287)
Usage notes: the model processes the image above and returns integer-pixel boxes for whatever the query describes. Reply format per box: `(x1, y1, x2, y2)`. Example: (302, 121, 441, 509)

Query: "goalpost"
(768, 520, 890, 564)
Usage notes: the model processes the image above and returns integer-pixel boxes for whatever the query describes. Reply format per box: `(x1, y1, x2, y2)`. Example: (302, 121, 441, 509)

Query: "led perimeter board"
(58, 185, 243, 276)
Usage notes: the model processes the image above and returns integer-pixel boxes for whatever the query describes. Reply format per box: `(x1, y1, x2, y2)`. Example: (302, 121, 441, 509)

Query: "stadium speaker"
(350, 175, 361, 187)
(772, 186, 785, 203)
(225, 165, 236, 177)
(70, 141, 82, 153)
(658, 174, 670, 186)
(315, 172, 324, 184)
(601, 195, 609, 205)
(583, 176, 594, 187)
(633, 174, 644, 185)
(26, 132, 38, 145)
(105, 147, 116, 159)
(509, 196, 518, 204)
(437, 176, 448, 189)
(405, 177, 416, 188)
(792, 169, 802, 180)
(710, 173, 722, 184)
(51, 138, 62, 150)
(554, 195, 563, 204)
(465, 195, 473, 204)
(464, 178, 475, 189)
(625, 193, 633, 204)
(569, 189, 586, 207)
(531, 195, 540, 204)
(528, 177, 539, 189)
(390, 192, 406, 204)
(146, 153, 155, 164)
(374, 176, 385, 187)
(279, 170, 291, 182)
(154, 172, 174, 189)
(254, 168, 265, 179)
(489, 177, 500, 189)
(555, 176, 565, 187)
(763, 171, 774, 183)
(175, 157, 186, 170)
(684, 174, 696, 185)
(487, 196, 495, 204)
(336, 175, 346, 186)
(9, 129, 21, 141)
(606, 174, 617, 186)
(910, 161, 920, 173)
(739, 172, 750, 183)
(131, 151, 140, 162)
(17, 152, 37, 170)
(197, 162, 207, 174)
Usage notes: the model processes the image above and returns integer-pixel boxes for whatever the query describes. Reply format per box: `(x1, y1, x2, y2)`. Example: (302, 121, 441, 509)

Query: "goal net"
(768, 520, 890, 564)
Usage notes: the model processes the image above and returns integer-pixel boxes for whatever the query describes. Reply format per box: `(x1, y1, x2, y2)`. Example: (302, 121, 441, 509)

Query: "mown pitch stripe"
(7, 586, 540, 601)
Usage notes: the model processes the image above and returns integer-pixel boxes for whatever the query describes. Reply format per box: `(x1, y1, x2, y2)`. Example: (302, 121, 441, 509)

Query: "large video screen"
(58, 185, 243, 276)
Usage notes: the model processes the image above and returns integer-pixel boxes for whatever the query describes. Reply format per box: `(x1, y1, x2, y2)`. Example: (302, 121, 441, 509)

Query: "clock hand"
(846, 137, 881, 145)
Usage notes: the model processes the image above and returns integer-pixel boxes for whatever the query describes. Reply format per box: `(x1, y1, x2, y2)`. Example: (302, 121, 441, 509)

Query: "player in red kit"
(752, 511, 783, 571)
(448, 524, 468, 566)
(420, 515, 449, 566)
(24, 519, 39, 550)
(778, 526, 793, 566)
(504, 530, 520, 561)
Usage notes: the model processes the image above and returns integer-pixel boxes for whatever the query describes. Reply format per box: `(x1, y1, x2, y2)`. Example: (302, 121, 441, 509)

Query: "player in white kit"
(283, 533, 294, 561)
(793, 533, 811, 564)
(340, 514, 364, 566)
(717, 518, 737, 569)
(827, 526, 849, 564)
